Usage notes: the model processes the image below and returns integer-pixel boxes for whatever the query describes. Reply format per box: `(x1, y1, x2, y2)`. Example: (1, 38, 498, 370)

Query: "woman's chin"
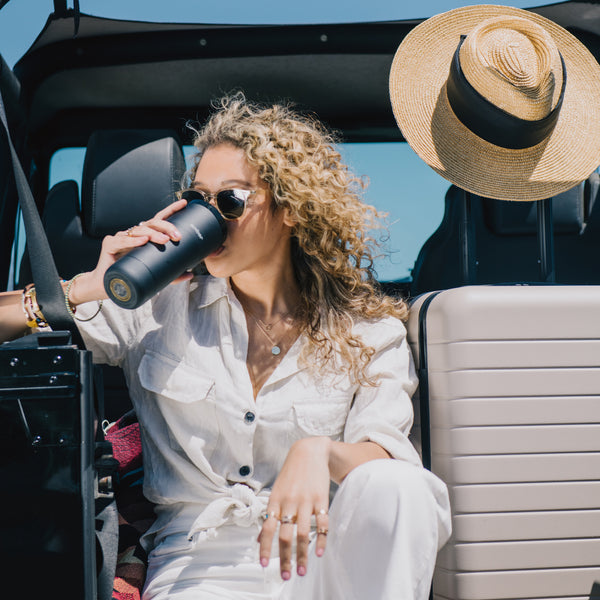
(204, 256, 232, 279)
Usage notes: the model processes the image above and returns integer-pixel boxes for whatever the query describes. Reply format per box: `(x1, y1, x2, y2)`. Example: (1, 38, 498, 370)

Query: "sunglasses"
(177, 188, 257, 220)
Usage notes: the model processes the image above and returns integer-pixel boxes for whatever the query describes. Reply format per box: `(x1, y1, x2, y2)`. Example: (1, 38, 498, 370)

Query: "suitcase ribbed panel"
(407, 286, 600, 600)
(435, 596, 590, 600)
(434, 424, 600, 455)
(432, 396, 600, 426)
(433, 567, 600, 600)
(453, 510, 600, 541)
(448, 452, 600, 483)
(436, 538, 600, 570)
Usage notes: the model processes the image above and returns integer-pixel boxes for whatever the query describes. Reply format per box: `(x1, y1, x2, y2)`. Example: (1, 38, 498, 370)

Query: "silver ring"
(280, 515, 296, 525)
(138, 221, 145, 226)
(316, 508, 328, 516)
(262, 511, 278, 521)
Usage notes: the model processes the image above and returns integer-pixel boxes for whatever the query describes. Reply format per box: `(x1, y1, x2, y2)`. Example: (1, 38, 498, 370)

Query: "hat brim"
(389, 4, 600, 201)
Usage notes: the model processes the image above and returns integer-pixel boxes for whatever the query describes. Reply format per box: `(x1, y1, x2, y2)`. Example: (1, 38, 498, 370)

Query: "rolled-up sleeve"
(343, 318, 422, 466)
(75, 297, 150, 367)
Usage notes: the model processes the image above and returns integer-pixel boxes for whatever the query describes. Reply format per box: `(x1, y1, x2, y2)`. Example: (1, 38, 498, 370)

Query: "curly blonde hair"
(190, 93, 408, 385)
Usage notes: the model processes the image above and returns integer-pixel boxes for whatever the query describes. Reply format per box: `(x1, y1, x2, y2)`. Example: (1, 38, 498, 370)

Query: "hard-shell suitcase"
(407, 285, 600, 600)
(0, 330, 104, 599)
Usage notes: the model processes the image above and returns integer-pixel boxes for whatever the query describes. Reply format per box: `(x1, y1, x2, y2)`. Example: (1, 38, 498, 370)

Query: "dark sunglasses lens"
(179, 189, 206, 203)
(217, 190, 247, 219)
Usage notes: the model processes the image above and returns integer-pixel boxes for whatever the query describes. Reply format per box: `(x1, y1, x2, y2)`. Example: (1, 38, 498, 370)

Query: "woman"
(1, 94, 450, 599)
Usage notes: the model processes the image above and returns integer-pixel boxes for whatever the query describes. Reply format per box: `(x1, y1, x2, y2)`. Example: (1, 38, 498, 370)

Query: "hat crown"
(460, 16, 563, 121)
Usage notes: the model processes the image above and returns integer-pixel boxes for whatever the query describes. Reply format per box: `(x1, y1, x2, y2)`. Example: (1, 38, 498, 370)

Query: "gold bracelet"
(65, 274, 103, 322)
(29, 287, 49, 327)
(22, 285, 49, 328)
(21, 284, 38, 328)
(74, 301, 103, 322)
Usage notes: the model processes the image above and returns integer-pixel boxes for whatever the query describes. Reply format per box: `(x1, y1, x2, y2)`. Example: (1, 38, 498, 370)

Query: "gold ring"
(126, 227, 135, 237)
(280, 515, 296, 525)
(316, 527, 328, 535)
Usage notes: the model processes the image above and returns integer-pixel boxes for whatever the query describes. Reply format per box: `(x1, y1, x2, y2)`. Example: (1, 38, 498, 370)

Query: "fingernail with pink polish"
(260, 557, 269, 567)
(281, 571, 291, 581)
(316, 548, 324, 557)
(297, 565, 306, 576)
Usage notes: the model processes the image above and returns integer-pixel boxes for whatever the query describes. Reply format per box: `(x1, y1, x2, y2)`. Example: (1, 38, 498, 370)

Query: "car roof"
(8, 0, 600, 155)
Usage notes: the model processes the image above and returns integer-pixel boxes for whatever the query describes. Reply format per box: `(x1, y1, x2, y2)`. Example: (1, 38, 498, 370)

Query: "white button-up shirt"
(77, 275, 420, 548)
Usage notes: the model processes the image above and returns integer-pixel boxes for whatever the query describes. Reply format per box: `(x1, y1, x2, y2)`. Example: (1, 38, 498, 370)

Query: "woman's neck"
(230, 267, 300, 321)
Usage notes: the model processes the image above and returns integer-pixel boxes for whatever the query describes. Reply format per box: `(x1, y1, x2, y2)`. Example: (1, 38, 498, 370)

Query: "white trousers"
(142, 459, 451, 600)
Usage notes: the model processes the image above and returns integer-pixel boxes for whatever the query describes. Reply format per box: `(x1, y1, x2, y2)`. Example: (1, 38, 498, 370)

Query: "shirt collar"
(192, 275, 230, 309)
(191, 274, 309, 386)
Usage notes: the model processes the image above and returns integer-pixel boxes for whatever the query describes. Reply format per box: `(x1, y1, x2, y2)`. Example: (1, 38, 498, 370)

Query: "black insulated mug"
(104, 190, 227, 309)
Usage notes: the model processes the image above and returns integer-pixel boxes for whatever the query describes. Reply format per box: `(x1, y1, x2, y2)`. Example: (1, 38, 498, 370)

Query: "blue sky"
(0, 0, 554, 282)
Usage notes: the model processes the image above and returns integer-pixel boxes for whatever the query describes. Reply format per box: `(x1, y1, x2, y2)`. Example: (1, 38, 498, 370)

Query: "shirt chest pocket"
(138, 351, 220, 458)
(292, 394, 351, 439)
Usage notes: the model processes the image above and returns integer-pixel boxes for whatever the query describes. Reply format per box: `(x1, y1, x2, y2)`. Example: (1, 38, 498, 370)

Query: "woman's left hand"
(258, 436, 332, 580)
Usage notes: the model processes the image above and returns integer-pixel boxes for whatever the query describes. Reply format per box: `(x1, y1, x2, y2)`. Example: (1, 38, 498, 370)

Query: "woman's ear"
(282, 207, 296, 228)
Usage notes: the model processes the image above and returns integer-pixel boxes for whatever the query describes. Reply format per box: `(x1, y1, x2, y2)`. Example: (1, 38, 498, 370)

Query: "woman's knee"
(338, 459, 431, 505)
(331, 458, 451, 545)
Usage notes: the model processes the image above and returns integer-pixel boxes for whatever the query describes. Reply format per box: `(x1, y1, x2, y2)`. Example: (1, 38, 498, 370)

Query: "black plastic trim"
(14, 20, 415, 107)
(417, 291, 442, 472)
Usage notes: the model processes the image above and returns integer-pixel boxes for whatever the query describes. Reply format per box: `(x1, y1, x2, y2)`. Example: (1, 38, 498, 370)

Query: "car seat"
(19, 128, 187, 420)
(411, 174, 600, 296)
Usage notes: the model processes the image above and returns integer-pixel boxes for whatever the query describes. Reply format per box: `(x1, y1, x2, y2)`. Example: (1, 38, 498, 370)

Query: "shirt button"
(244, 411, 256, 424)
(239, 465, 251, 477)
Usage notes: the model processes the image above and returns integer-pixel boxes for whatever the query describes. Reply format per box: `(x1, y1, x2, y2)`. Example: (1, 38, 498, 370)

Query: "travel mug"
(104, 190, 226, 308)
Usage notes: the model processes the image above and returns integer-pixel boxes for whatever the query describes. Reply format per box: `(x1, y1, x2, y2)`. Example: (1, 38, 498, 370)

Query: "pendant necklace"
(246, 310, 291, 356)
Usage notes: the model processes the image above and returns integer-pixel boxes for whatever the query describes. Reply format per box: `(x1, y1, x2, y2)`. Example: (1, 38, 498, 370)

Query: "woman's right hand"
(69, 199, 189, 305)
(0, 200, 190, 340)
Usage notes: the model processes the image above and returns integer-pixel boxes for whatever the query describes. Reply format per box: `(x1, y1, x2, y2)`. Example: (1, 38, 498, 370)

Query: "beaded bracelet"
(65, 273, 103, 322)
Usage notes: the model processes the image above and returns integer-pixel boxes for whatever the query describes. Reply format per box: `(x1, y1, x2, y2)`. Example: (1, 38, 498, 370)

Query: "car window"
(341, 142, 447, 281)
(10, 142, 447, 287)
(182, 143, 448, 281)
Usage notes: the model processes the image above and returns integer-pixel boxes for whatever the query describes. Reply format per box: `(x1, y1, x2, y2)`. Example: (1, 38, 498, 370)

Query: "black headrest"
(81, 129, 186, 237)
(484, 182, 587, 236)
(18, 129, 187, 286)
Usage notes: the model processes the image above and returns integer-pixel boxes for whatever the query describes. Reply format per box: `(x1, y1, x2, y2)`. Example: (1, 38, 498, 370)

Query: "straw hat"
(389, 4, 600, 201)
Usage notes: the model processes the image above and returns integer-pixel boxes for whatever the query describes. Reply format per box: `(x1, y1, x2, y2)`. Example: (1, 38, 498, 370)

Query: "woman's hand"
(69, 199, 190, 305)
(258, 438, 392, 581)
(258, 436, 332, 580)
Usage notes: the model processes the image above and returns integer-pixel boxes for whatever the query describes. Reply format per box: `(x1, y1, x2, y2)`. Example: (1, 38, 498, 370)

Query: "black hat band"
(446, 35, 567, 149)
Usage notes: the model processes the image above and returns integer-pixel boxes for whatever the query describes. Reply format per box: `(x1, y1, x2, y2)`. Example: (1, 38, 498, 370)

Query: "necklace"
(254, 312, 287, 332)
(246, 310, 293, 356)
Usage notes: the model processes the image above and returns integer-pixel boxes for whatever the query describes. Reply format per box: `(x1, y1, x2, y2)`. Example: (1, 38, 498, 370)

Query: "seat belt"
(0, 85, 118, 600)
(0, 87, 85, 345)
